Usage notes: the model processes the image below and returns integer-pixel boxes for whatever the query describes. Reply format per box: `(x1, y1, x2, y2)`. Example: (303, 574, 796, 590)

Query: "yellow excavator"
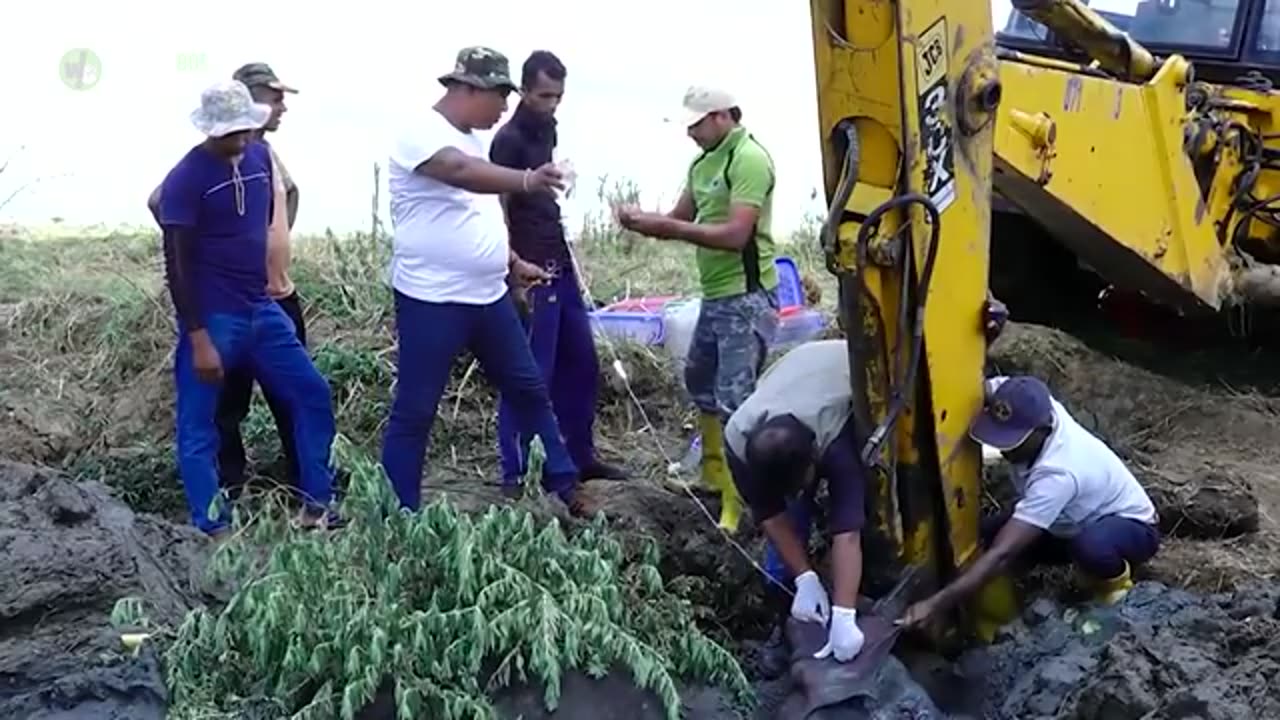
(809, 0, 1280, 647)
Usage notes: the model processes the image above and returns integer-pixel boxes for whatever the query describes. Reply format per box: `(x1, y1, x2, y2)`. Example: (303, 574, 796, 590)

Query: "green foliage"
(162, 437, 754, 720)
(68, 442, 185, 516)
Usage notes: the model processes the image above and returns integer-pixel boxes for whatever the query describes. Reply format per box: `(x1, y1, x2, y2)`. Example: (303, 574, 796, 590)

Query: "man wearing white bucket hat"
(149, 64, 307, 502)
(154, 80, 338, 537)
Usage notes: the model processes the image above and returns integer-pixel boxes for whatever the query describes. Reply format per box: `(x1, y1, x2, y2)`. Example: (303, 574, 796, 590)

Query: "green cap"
(232, 62, 298, 94)
(437, 46, 516, 92)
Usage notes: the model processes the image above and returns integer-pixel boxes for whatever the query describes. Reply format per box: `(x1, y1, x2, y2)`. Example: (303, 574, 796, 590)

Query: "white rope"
(555, 190, 794, 597)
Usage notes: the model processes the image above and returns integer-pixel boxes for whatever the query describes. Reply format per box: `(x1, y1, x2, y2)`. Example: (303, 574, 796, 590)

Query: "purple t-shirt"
(157, 142, 274, 318)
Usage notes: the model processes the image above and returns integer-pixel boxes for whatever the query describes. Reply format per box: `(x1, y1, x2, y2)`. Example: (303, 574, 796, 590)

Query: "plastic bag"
(662, 298, 701, 372)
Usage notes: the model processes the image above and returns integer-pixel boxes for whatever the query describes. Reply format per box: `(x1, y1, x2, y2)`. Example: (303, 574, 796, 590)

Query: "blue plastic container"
(773, 256, 805, 308)
(590, 255, 826, 346)
(773, 308, 828, 346)
(588, 311, 665, 345)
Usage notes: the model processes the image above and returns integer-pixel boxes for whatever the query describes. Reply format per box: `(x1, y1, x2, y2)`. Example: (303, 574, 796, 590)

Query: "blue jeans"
(497, 266, 600, 482)
(175, 302, 336, 534)
(381, 289, 579, 510)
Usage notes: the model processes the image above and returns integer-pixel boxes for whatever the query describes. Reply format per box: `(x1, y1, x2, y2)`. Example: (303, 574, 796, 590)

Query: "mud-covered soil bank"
(971, 579, 1280, 719)
(7, 321, 1280, 719)
(0, 459, 212, 720)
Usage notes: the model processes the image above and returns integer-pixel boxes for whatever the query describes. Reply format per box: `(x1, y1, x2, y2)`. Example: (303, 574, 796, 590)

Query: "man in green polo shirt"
(615, 85, 779, 532)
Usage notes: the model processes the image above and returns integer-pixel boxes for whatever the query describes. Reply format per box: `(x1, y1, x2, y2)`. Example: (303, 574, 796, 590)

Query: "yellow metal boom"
(811, 0, 1280, 646)
(809, 0, 1006, 645)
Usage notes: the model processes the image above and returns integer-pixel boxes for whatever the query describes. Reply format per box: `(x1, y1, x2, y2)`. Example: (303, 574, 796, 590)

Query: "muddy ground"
(3, 321, 1280, 718)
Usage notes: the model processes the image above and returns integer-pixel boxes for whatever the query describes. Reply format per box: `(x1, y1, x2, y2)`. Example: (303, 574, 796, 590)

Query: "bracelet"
(522, 169, 530, 192)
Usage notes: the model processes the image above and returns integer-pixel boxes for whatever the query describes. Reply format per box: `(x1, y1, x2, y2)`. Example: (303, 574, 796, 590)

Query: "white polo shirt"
(387, 108, 509, 305)
(988, 376, 1159, 538)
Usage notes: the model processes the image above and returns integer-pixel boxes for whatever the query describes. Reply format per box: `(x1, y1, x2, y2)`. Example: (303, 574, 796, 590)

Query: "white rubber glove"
(791, 570, 831, 624)
(814, 606, 865, 661)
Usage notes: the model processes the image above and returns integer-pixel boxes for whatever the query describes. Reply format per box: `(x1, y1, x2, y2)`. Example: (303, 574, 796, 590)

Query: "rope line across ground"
(560, 230, 797, 598)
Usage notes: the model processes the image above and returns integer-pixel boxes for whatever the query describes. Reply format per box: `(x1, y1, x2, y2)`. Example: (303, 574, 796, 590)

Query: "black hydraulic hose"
(822, 121, 862, 275)
(820, 122, 893, 477)
(858, 193, 943, 468)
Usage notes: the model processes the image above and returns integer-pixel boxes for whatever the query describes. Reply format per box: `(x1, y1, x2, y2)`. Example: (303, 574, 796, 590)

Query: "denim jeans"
(380, 289, 578, 510)
(215, 291, 307, 495)
(174, 301, 336, 534)
(496, 265, 600, 482)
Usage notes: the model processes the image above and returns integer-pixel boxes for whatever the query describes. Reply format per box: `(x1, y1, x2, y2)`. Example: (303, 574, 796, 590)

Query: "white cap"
(680, 85, 738, 128)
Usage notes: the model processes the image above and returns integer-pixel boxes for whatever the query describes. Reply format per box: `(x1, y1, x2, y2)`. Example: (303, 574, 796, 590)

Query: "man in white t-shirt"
(900, 374, 1160, 629)
(380, 46, 589, 516)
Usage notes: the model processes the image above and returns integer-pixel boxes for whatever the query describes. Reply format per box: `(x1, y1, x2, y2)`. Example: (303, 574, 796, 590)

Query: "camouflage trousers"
(684, 289, 779, 419)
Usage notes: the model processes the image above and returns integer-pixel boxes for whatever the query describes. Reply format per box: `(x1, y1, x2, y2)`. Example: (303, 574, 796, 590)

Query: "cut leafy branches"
(160, 437, 753, 720)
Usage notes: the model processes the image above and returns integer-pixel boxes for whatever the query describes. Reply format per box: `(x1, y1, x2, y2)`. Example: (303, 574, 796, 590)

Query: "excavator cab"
(996, 0, 1280, 86)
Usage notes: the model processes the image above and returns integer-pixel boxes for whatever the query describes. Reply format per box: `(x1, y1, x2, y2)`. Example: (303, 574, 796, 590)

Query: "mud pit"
(0, 458, 211, 719)
(4, 322, 1280, 718)
(973, 579, 1280, 719)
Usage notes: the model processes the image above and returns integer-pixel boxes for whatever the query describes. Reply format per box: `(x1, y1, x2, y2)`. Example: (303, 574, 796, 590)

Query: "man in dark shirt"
(725, 339, 868, 663)
(148, 63, 305, 501)
(489, 50, 625, 492)
(156, 80, 338, 537)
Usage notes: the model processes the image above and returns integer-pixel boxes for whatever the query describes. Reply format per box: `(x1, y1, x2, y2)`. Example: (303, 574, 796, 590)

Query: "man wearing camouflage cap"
(615, 85, 780, 533)
(380, 47, 589, 516)
(216, 62, 307, 497)
(146, 63, 307, 501)
(900, 374, 1160, 631)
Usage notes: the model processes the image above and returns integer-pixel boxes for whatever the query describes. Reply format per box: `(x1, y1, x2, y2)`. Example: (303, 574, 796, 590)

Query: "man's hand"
(510, 283, 531, 315)
(613, 203, 670, 238)
(525, 162, 566, 194)
(897, 595, 944, 630)
(511, 258, 553, 288)
(190, 333, 223, 384)
(815, 606, 865, 662)
(791, 570, 832, 624)
(984, 293, 1009, 342)
(613, 202, 640, 228)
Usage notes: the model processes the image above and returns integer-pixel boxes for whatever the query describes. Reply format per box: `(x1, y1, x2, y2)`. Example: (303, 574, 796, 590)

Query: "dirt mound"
(971, 580, 1280, 718)
(0, 352, 88, 466)
(0, 458, 211, 719)
(987, 323, 1280, 587)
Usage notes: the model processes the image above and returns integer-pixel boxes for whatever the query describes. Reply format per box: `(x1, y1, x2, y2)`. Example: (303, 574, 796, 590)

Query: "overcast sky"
(2, 1, 1023, 237)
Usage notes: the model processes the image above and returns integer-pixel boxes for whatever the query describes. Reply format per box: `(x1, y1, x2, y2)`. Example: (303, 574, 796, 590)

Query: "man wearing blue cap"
(899, 374, 1160, 629)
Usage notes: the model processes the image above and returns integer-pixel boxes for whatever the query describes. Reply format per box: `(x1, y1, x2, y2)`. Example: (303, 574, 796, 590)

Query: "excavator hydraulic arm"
(808, 0, 1014, 645)
(989, 0, 1280, 317)
(1009, 0, 1158, 82)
